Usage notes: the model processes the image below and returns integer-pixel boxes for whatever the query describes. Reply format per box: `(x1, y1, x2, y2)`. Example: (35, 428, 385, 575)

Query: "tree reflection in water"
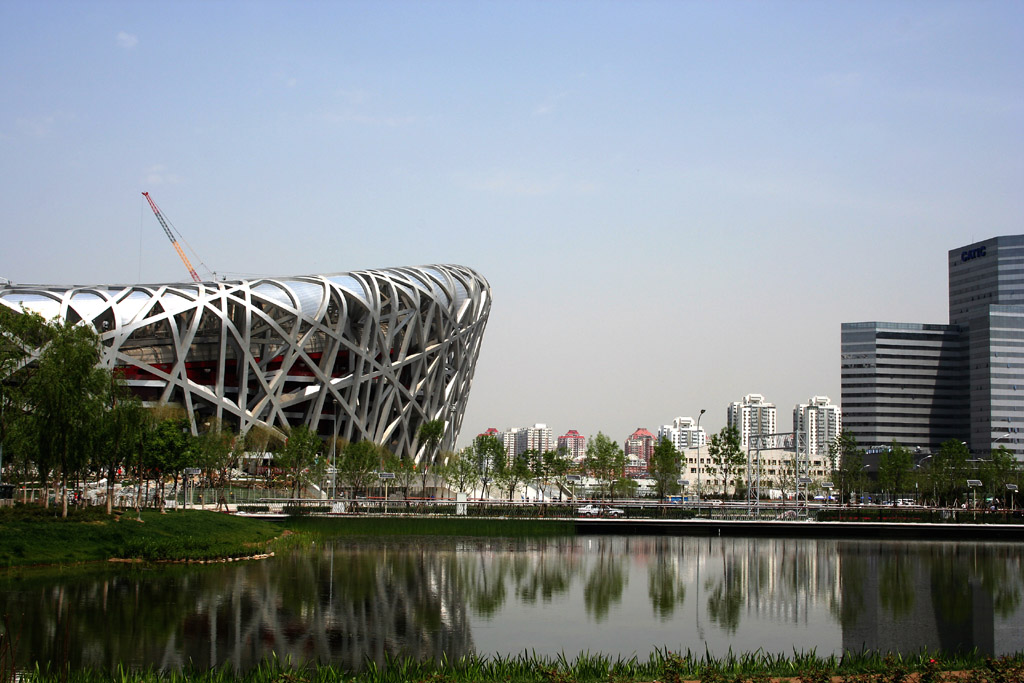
(582, 537, 627, 621)
(648, 538, 686, 620)
(2, 536, 1022, 670)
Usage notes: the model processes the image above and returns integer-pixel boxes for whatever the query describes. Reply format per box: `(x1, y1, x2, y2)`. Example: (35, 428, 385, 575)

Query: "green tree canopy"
(474, 434, 505, 496)
(928, 439, 971, 506)
(707, 426, 744, 498)
(338, 439, 381, 496)
(878, 442, 914, 501)
(276, 424, 323, 498)
(584, 432, 625, 499)
(648, 437, 680, 500)
(832, 429, 866, 505)
(20, 319, 111, 516)
(441, 447, 481, 494)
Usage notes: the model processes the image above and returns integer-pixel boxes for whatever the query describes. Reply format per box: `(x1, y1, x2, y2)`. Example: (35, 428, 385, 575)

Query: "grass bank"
(0, 505, 280, 568)
(6, 650, 1024, 683)
(0, 505, 573, 568)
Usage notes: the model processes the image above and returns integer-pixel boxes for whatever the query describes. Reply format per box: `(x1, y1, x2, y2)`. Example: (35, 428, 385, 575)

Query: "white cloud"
(143, 165, 183, 186)
(338, 89, 371, 105)
(116, 31, 138, 49)
(533, 91, 570, 117)
(16, 115, 57, 137)
(465, 171, 596, 197)
(317, 109, 416, 127)
(820, 71, 865, 98)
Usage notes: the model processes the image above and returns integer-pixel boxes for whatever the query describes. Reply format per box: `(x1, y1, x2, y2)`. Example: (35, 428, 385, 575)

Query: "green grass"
(0, 504, 280, 568)
(0, 505, 573, 569)
(7, 649, 1024, 682)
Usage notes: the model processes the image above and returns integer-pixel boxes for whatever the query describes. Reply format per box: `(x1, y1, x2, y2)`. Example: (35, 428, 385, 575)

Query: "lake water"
(2, 535, 1022, 671)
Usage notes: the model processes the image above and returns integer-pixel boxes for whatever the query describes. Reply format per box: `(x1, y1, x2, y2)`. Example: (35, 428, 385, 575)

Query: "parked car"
(602, 505, 626, 517)
(577, 504, 625, 517)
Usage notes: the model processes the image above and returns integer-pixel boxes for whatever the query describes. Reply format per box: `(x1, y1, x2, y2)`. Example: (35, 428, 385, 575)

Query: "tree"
(394, 456, 418, 498)
(530, 448, 570, 502)
(929, 439, 971, 506)
(584, 432, 625, 500)
(196, 419, 235, 485)
(707, 426, 744, 498)
(417, 418, 445, 495)
(832, 430, 866, 505)
(878, 442, 914, 502)
(497, 449, 533, 501)
(276, 425, 323, 498)
(979, 445, 1019, 506)
(194, 418, 238, 509)
(21, 319, 111, 517)
(441, 447, 480, 494)
(95, 382, 146, 514)
(474, 434, 506, 498)
(339, 439, 381, 496)
(547, 447, 573, 501)
(0, 307, 47, 487)
(141, 417, 189, 510)
(648, 437, 680, 501)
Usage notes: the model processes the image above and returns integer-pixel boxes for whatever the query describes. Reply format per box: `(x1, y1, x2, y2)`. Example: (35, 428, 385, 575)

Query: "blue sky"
(1, 1, 1022, 446)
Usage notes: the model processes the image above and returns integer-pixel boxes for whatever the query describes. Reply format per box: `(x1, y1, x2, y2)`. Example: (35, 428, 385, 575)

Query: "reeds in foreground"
(8, 649, 1024, 683)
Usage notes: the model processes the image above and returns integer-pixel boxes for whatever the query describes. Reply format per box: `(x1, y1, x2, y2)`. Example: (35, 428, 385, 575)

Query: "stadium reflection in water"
(3, 537, 1022, 671)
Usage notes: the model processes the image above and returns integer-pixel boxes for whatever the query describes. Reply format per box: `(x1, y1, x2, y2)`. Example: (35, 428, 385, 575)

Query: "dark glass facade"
(841, 322, 967, 452)
(842, 235, 1024, 460)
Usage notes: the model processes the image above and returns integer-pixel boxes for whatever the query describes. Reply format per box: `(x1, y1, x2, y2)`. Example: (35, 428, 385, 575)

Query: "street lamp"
(1007, 483, 1018, 511)
(967, 479, 982, 510)
(378, 471, 395, 512)
(696, 408, 706, 514)
(566, 474, 581, 501)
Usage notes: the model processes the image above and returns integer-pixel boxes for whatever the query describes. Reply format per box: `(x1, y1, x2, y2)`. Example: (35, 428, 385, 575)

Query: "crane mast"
(142, 192, 202, 283)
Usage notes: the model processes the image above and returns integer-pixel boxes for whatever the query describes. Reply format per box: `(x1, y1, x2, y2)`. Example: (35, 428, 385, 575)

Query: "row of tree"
(3, 309, 1020, 511)
(0, 309, 453, 515)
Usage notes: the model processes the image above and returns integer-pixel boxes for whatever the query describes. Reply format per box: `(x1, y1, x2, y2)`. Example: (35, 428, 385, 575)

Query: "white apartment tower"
(658, 416, 708, 451)
(793, 396, 842, 456)
(728, 394, 777, 448)
(503, 424, 554, 457)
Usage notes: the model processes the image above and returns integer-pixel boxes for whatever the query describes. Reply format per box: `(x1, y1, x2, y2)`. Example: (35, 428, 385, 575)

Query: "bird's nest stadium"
(0, 264, 490, 462)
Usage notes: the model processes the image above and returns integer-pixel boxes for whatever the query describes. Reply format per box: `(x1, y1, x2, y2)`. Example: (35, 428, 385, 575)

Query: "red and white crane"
(142, 191, 202, 283)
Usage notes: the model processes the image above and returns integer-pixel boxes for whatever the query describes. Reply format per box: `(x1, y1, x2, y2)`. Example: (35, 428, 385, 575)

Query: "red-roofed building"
(625, 428, 655, 474)
(557, 429, 587, 462)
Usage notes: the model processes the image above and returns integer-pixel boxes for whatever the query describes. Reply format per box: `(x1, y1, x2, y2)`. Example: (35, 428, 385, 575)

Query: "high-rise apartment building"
(728, 394, 777, 448)
(501, 424, 554, 458)
(557, 429, 587, 462)
(841, 235, 1024, 460)
(658, 416, 707, 451)
(519, 423, 553, 455)
(625, 428, 655, 466)
(793, 396, 843, 456)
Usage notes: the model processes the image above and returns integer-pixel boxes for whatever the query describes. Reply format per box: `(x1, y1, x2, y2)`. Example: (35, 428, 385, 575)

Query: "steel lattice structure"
(0, 264, 491, 461)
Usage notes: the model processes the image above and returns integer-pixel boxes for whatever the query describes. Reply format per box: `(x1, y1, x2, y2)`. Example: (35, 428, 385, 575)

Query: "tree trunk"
(61, 469, 68, 518)
(106, 463, 115, 514)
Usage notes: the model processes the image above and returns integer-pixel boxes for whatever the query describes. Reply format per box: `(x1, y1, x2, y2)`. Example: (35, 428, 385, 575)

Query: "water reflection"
(839, 542, 1024, 655)
(1, 537, 1021, 671)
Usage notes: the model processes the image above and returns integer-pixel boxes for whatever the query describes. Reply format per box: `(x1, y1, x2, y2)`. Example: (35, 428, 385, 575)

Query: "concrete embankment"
(575, 517, 1024, 540)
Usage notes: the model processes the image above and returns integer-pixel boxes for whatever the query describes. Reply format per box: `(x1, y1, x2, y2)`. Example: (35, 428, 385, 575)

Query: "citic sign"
(962, 246, 987, 262)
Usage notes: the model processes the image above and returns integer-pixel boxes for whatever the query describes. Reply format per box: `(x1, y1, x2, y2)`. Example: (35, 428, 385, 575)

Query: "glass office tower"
(842, 235, 1024, 460)
(840, 322, 967, 452)
(949, 235, 1024, 456)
